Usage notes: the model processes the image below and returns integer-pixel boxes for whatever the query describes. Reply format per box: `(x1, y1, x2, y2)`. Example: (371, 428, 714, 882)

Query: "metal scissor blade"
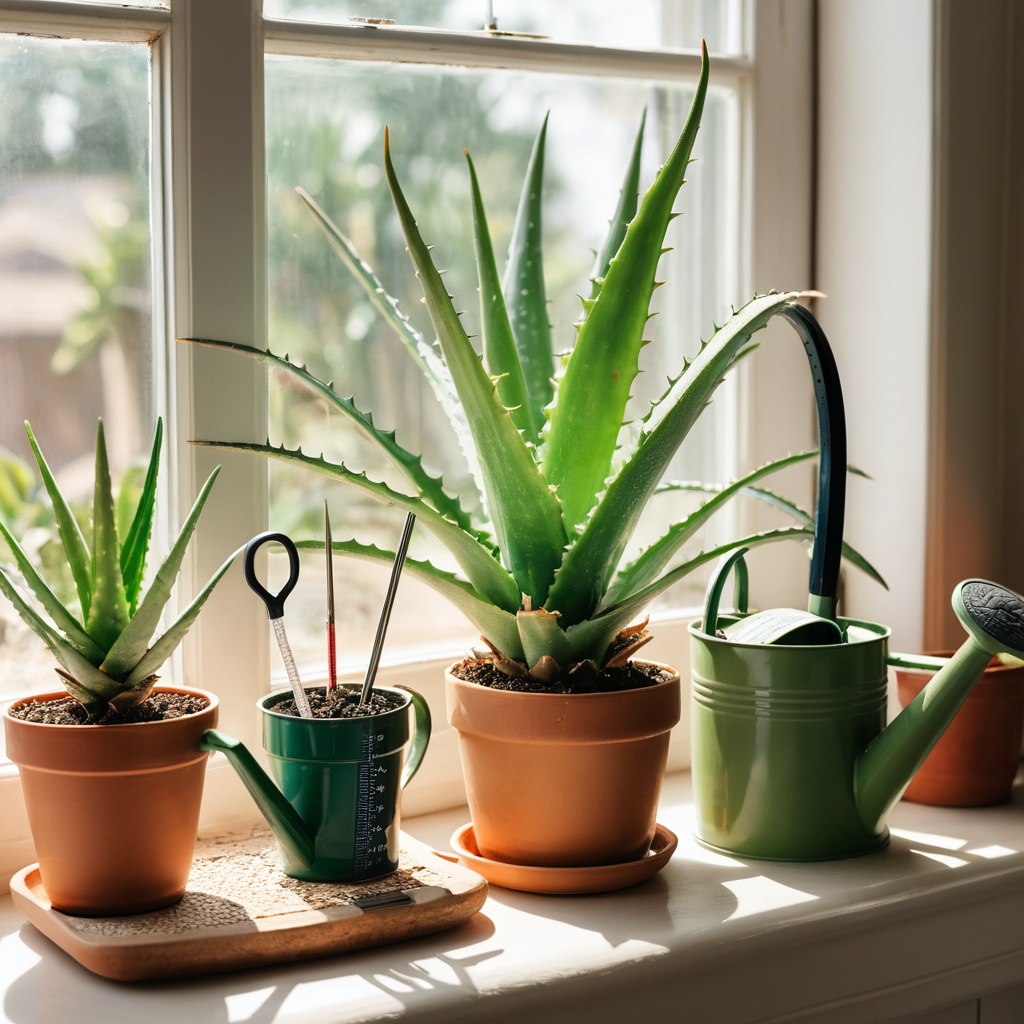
(271, 616, 312, 718)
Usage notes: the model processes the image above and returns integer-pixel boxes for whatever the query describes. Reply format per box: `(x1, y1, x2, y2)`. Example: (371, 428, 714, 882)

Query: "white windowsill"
(4, 770, 1024, 1024)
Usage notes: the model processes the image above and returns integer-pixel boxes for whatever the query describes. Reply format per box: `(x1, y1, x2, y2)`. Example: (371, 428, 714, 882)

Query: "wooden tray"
(10, 827, 487, 982)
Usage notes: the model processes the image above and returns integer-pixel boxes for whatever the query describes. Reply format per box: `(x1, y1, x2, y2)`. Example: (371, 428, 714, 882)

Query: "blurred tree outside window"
(0, 34, 154, 702)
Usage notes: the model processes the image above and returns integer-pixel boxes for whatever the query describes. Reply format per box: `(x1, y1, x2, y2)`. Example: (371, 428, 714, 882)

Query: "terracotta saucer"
(450, 823, 678, 895)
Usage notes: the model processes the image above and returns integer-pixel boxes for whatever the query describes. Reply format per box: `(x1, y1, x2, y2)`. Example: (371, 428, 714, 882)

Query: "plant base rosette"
(4, 686, 218, 916)
(445, 661, 680, 868)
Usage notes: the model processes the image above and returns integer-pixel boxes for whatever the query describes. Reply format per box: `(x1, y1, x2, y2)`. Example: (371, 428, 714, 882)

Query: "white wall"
(816, 0, 933, 650)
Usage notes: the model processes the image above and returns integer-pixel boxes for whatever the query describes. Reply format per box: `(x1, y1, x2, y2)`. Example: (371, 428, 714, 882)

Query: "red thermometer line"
(325, 501, 337, 694)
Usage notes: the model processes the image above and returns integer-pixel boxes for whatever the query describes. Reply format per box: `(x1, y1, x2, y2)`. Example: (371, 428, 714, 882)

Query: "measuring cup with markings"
(201, 683, 430, 881)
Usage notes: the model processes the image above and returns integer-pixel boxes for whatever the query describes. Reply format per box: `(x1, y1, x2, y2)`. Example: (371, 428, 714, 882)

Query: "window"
(0, 0, 814, 862)
(0, 34, 156, 707)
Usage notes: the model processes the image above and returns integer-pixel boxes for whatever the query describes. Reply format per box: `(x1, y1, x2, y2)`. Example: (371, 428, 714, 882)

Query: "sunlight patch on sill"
(722, 876, 820, 921)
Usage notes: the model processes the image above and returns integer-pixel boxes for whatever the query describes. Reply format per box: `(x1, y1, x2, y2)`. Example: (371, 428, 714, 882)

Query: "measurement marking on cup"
(354, 731, 391, 880)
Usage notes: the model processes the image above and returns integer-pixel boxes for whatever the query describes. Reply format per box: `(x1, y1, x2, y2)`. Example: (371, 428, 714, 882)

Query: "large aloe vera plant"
(0, 418, 236, 720)
(186, 47, 882, 684)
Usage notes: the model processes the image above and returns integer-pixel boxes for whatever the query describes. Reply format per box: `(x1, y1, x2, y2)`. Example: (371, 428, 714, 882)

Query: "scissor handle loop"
(243, 531, 299, 620)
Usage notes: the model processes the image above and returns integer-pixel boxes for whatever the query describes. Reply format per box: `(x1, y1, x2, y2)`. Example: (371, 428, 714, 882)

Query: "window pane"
(0, 35, 154, 705)
(265, 55, 740, 673)
(265, 0, 745, 55)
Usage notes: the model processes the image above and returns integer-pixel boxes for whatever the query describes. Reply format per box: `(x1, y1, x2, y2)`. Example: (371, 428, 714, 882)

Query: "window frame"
(0, 0, 816, 886)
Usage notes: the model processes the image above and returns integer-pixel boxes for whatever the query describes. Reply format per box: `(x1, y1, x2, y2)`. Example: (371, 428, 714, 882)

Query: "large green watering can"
(689, 305, 1024, 861)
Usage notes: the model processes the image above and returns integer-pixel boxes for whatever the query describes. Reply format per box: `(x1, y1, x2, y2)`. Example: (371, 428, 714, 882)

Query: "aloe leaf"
(516, 607, 573, 668)
(385, 129, 567, 604)
(466, 149, 539, 443)
(588, 108, 647, 300)
(296, 537, 524, 660)
(199, 439, 521, 613)
(501, 113, 555, 428)
(101, 467, 221, 680)
(607, 449, 831, 603)
(565, 526, 815, 664)
(0, 516, 104, 663)
(294, 186, 486, 502)
(546, 291, 799, 625)
(120, 417, 163, 616)
(0, 564, 122, 698)
(123, 545, 239, 688)
(542, 47, 709, 533)
(737, 486, 887, 589)
(25, 421, 92, 616)
(179, 338, 492, 550)
(87, 420, 129, 651)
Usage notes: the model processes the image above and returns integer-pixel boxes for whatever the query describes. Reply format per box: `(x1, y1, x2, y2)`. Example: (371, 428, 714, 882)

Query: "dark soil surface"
(272, 687, 405, 718)
(452, 658, 669, 694)
(9, 693, 209, 726)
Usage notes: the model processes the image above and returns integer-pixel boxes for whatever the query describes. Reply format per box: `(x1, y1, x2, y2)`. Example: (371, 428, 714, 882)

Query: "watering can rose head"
(0, 418, 237, 722)
(184, 45, 883, 683)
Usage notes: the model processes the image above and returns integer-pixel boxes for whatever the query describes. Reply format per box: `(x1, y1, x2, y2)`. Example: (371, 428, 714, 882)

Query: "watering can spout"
(200, 729, 315, 869)
(855, 579, 1024, 833)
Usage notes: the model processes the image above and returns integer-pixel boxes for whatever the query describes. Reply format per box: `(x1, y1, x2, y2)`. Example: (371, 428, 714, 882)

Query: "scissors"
(243, 532, 313, 718)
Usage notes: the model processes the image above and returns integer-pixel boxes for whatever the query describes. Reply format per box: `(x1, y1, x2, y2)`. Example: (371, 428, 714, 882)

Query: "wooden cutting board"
(10, 826, 487, 982)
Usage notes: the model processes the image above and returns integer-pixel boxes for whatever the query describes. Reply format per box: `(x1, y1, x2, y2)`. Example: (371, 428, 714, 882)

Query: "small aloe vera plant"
(0, 418, 235, 720)
(186, 47, 882, 687)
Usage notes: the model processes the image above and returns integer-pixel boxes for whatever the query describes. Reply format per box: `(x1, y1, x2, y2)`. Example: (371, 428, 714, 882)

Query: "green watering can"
(689, 305, 1024, 861)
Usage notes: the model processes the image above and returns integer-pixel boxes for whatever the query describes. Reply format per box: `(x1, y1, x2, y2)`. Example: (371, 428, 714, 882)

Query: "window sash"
(0, 0, 816, 885)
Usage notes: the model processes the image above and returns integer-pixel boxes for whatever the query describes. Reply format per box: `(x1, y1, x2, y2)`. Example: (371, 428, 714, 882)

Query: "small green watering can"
(690, 305, 1024, 861)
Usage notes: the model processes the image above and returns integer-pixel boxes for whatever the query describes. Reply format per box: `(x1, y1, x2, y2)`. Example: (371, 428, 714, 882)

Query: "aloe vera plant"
(0, 418, 236, 720)
(185, 46, 883, 686)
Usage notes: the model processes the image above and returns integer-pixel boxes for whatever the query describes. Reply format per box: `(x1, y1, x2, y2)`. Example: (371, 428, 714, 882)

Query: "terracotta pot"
(896, 653, 1024, 807)
(3, 685, 218, 915)
(445, 661, 680, 867)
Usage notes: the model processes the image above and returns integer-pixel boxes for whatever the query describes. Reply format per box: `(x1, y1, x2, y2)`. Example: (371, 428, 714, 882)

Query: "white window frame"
(0, 0, 816, 888)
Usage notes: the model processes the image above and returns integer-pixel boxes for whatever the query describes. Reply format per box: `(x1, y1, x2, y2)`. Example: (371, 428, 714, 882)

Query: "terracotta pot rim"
(3, 685, 219, 731)
(258, 682, 413, 721)
(445, 658, 679, 698)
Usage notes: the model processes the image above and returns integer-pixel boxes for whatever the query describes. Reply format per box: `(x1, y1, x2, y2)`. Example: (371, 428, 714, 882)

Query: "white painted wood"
(5, 773, 1024, 1023)
(263, 17, 750, 83)
(815, 0, 934, 651)
(167, 0, 269, 753)
(0, 0, 167, 41)
(738, 0, 817, 613)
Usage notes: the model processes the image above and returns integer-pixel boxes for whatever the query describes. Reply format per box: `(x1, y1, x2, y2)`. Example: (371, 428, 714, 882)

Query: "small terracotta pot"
(445, 661, 680, 868)
(896, 653, 1024, 807)
(4, 685, 218, 915)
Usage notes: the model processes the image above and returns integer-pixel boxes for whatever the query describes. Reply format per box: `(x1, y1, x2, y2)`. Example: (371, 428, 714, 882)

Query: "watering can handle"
(780, 305, 847, 621)
(702, 548, 749, 636)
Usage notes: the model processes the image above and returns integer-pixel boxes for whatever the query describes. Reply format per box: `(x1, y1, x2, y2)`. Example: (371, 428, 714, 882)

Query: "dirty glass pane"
(264, 0, 745, 55)
(265, 54, 740, 674)
(0, 35, 154, 705)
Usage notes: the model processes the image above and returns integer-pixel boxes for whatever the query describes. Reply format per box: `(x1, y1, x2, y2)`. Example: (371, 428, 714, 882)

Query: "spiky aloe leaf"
(119, 417, 163, 616)
(199, 439, 520, 613)
(465, 150, 539, 444)
(385, 128, 567, 603)
(737, 485, 887, 589)
(101, 467, 221, 680)
(588, 108, 647, 300)
(25, 421, 92, 616)
(0, 516, 104, 663)
(542, 46, 709, 533)
(296, 537, 524, 660)
(607, 450, 857, 603)
(123, 544, 239, 688)
(294, 186, 486, 502)
(0, 564, 122, 699)
(565, 526, 815, 665)
(87, 420, 129, 651)
(179, 338, 492, 551)
(516, 607, 573, 668)
(502, 113, 555, 428)
(546, 291, 799, 625)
